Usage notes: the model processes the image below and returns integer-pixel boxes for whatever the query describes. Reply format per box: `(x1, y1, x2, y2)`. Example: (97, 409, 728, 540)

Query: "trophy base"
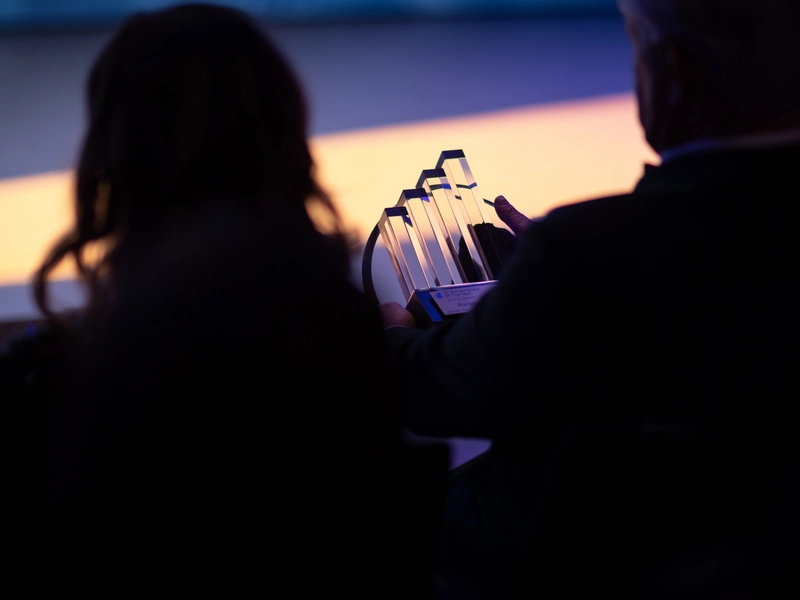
(406, 281, 497, 328)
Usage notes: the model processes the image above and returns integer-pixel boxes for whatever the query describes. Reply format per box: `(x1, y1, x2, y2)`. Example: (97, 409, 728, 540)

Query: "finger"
(494, 195, 532, 236)
(380, 302, 417, 329)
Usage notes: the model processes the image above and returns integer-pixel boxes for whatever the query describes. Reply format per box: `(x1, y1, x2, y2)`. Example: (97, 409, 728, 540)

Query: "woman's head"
(35, 3, 339, 318)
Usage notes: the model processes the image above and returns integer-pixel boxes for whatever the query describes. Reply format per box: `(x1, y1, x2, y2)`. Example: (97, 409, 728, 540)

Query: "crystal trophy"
(375, 150, 514, 327)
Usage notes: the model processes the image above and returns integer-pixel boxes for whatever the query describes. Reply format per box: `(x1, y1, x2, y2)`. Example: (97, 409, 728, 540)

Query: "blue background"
(0, 0, 619, 30)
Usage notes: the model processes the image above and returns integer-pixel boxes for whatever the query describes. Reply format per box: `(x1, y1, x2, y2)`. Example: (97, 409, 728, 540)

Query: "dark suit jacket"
(386, 143, 800, 447)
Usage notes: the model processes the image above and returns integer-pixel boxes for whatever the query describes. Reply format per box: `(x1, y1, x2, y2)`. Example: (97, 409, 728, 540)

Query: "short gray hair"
(618, 0, 800, 108)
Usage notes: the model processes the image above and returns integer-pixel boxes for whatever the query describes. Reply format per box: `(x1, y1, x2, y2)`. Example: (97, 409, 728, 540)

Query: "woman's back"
(38, 208, 444, 594)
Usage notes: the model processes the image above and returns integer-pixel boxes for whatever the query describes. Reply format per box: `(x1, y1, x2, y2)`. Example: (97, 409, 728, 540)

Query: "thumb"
(494, 195, 532, 236)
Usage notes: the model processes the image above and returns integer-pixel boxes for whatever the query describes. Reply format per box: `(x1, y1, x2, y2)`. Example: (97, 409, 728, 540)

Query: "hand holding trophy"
(364, 150, 517, 328)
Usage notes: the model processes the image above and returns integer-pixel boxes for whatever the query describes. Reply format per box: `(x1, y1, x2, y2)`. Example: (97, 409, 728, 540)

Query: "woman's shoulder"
(1, 320, 51, 374)
(0, 315, 81, 405)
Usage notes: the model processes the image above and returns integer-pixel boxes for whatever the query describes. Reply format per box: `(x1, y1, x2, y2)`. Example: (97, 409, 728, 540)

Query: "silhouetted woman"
(33, 3, 346, 321)
(17, 4, 446, 595)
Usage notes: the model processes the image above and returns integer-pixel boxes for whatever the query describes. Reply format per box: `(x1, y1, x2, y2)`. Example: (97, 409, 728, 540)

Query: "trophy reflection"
(376, 150, 514, 327)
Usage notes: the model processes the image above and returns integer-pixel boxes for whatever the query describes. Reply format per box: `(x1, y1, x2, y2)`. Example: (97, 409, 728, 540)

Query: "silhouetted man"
(380, 1, 800, 596)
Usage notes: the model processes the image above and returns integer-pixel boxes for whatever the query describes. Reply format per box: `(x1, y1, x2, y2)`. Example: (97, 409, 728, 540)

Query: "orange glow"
(311, 92, 658, 242)
(0, 92, 657, 291)
(0, 170, 74, 285)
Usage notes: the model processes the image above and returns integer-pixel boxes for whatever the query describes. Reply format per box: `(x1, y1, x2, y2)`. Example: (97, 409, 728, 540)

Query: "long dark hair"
(34, 3, 344, 321)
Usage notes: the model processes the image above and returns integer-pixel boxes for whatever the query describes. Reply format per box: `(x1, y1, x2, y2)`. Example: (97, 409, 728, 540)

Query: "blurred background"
(0, 1, 619, 30)
(0, 0, 656, 322)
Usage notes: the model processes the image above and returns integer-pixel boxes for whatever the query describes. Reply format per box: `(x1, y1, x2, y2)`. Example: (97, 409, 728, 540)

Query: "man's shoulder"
(532, 190, 646, 244)
(547, 191, 638, 220)
(516, 182, 708, 267)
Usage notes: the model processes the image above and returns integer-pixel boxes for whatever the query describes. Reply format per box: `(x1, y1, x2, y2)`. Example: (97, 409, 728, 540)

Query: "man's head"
(618, 0, 800, 154)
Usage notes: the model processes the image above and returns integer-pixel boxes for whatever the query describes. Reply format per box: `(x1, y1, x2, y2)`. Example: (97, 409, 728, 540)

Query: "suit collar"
(634, 141, 800, 195)
(659, 126, 800, 164)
